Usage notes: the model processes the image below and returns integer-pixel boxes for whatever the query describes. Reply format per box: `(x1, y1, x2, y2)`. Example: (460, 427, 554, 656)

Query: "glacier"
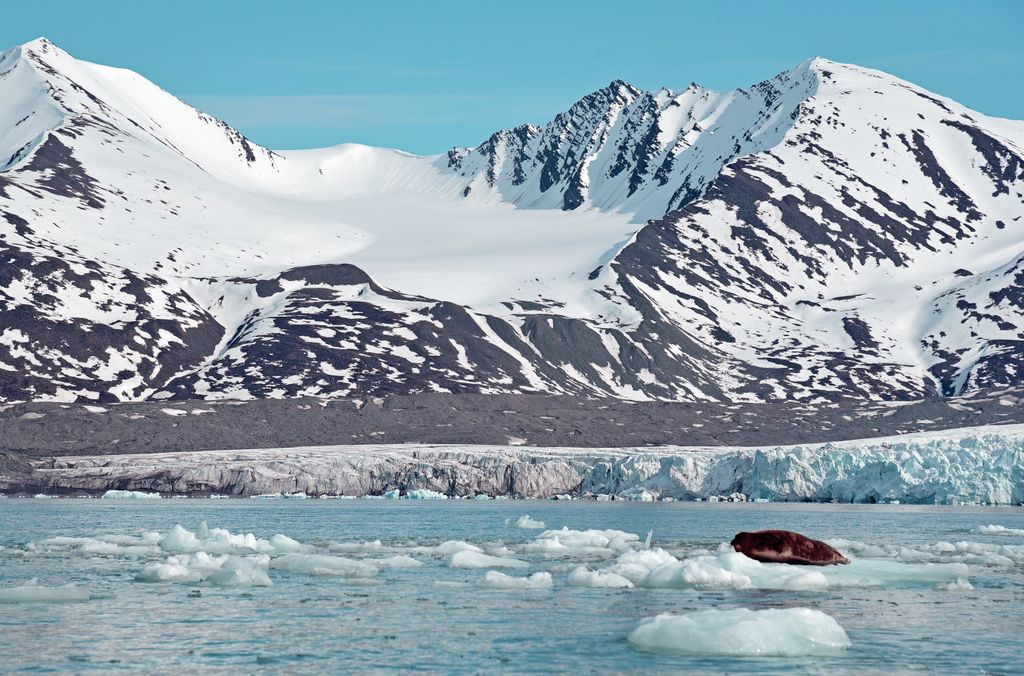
(8, 423, 1024, 504)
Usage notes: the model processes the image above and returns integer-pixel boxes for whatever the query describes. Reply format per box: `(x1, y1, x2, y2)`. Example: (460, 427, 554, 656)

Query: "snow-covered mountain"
(1, 37, 1022, 404)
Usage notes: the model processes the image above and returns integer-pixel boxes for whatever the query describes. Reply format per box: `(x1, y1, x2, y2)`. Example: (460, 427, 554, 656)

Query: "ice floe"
(0, 579, 90, 604)
(975, 524, 1024, 536)
(136, 552, 272, 586)
(524, 527, 640, 556)
(271, 553, 379, 578)
(375, 555, 424, 569)
(449, 550, 529, 569)
(507, 514, 546, 529)
(480, 571, 553, 589)
(628, 608, 851, 656)
(566, 566, 634, 588)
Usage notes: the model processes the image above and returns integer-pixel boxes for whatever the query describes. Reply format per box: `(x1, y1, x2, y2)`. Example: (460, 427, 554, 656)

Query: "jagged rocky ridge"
(1, 38, 1023, 404)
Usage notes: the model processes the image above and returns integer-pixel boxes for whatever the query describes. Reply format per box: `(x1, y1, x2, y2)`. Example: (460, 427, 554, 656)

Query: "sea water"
(0, 500, 1022, 673)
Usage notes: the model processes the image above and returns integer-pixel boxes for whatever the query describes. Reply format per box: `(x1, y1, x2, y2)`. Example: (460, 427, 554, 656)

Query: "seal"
(730, 530, 850, 566)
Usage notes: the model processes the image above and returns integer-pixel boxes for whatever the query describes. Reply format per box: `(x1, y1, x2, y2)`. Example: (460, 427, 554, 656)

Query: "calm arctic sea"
(1, 500, 1022, 674)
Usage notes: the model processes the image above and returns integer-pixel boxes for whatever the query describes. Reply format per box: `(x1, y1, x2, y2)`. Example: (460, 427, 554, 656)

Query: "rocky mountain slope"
(1, 38, 1022, 404)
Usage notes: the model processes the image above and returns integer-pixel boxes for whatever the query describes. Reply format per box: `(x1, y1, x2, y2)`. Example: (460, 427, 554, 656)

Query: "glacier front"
(7, 424, 1023, 505)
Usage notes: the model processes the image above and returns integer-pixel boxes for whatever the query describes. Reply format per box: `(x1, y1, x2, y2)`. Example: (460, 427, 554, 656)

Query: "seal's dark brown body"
(731, 530, 850, 566)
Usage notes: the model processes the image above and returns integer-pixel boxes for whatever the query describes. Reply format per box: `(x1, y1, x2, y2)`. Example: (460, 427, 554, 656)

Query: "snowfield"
(1, 38, 1022, 404)
(10, 423, 1024, 504)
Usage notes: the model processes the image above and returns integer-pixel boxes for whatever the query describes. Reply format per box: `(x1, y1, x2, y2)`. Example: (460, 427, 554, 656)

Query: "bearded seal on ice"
(731, 530, 850, 566)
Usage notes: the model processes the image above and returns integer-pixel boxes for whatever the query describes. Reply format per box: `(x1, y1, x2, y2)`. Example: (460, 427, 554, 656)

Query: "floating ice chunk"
(507, 515, 546, 529)
(449, 550, 529, 569)
(135, 560, 203, 583)
(382, 490, 401, 499)
(0, 579, 90, 604)
(975, 524, 1024, 536)
(158, 525, 201, 552)
(628, 608, 851, 656)
(136, 551, 249, 583)
(272, 553, 379, 578)
(938, 577, 974, 591)
(269, 534, 312, 554)
(101, 490, 161, 499)
(640, 551, 968, 590)
(567, 566, 634, 588)
(158, 523, 274, 555)
(530, 527, 640, 554)
(481, 571, 553, 589)
(34, 533, 161, 558)
(604, 548, 679, 585)
(330, 540, 385, 554)
(376, 555, 424, 568)
(406, 489, 448, 500)
(207, 556, 273, 587)
(643, 556, 754, 590)
(435, 540, 483, 555)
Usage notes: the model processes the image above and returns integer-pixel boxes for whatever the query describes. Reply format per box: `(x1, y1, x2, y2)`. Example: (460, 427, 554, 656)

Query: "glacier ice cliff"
(5, 424, 1023, 504)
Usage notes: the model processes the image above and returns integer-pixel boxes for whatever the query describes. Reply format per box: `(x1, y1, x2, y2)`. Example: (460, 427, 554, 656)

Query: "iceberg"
(628, 608, 851, 656)
(101, 490, 161, 499)
(405, 489, 448, 500)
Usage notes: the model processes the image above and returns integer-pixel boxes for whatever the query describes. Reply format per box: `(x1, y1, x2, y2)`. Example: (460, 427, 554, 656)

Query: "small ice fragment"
(405, 489, 448, 500)
(272, 553, 379, 578)
(206, 556, 273, 587)
(158, 525, 201, 552)
(435, 540, 482, 555)
(481, 571, 553, 589)
(135, 560, 202, 583)
(449, 550, 529, 569)
(628, 608, 851, 656)
(0, 579, 90, 604)
(567, 566, 634, 588)
(938, 577, 974, 591)
(382, 489, 401, 499)
(376, 555, 424, 568)
(101, 490, 161, 499)
(975, 524, 1024, 536)
(269, 534, 312, 554)
(507, 515, 546, 529)
(330, 540, 384, 554)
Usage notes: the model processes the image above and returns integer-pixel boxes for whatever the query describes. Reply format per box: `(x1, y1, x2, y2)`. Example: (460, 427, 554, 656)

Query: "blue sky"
(3, 1, 1022, 154)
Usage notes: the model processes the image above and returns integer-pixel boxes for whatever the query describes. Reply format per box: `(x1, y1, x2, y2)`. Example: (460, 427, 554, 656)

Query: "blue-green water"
(1, 500, 1022, 673)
